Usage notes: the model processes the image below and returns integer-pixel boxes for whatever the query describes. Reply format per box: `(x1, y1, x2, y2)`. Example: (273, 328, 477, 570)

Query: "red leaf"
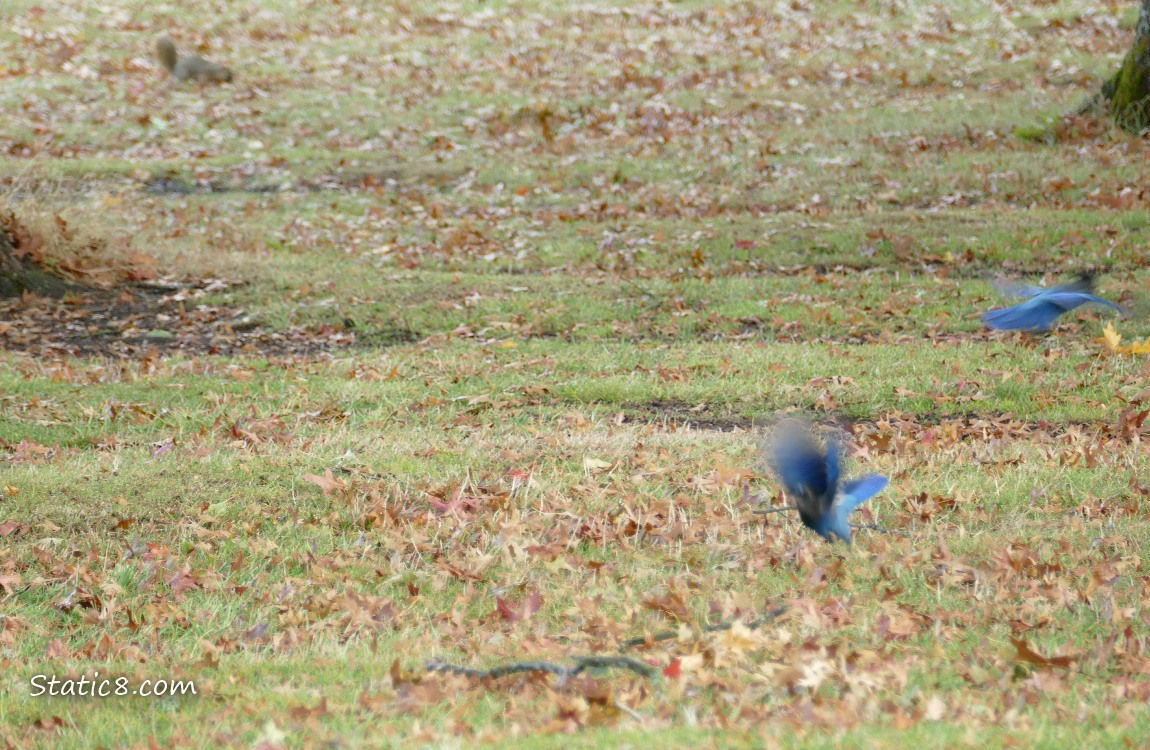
(523, 589, 543, 618)
(493, 589, 542, 624)
(427, 487, 481, 514)
(663, 659, 681, 679)
(302, 470, 344, 497)
(166, 570, 200, 595)
(29, 716, 64, 732)
(1011, 637, 1075, 669)
(495, 596, 520, 623)
(288, 698, 330, 720)
(642, 591, 691, 622)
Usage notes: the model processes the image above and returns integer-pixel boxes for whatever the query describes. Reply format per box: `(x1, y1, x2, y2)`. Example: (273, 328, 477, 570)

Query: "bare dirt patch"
(0, 208, 371, 358)
(0, 281, 356, 358)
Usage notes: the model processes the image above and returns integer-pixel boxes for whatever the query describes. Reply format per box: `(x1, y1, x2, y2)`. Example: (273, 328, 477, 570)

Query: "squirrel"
(155, 37, 233, 83)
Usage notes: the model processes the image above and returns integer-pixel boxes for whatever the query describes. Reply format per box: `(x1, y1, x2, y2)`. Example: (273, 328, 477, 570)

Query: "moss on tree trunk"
(1101, 0, 1150, 131)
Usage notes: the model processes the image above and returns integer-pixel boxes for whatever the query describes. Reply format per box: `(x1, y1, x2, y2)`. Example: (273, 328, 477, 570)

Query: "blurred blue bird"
(982, 273, 1125, 332)
(766, 423, 888, 544)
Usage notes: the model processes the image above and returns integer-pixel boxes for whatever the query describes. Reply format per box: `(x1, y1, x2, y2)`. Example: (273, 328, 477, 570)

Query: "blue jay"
(982, 273, 1125, 332)
(766, 423, 888, 543)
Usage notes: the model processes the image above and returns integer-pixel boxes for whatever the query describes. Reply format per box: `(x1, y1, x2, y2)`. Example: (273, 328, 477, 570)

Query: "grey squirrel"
(155, 37, 233, 83)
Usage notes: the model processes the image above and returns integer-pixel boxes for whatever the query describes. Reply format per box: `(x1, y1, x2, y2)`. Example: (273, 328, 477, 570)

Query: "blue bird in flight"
(766, 423, 888, 544)
(982, 273, 1125, 332)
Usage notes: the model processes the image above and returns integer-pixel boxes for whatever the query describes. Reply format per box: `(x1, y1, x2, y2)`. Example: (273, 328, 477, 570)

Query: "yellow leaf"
(1100, 321, 1121, 352)
(924, 694, 946, 721)
(677, 653, 705, 673)
(714, 620, 769, 654)
(583, 457, 612, 474)
(797, 657, 834, 690)
(256, 720, 287, 745)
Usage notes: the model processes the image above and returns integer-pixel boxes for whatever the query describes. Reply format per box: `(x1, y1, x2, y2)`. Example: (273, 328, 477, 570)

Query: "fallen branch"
(426, 654, 657, 683)
(751, 505, 794, 515)
(850, 522, 909, 538)
(424, 607, 789, 685)
(612, 699, 645, 722)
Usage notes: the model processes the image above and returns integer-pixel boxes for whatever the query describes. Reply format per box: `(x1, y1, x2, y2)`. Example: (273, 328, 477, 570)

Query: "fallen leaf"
(1011, 637, 1076, 670)
(302, 470, 344, 496)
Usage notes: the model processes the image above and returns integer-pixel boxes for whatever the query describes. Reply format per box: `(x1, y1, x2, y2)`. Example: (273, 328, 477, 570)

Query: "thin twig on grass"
(426, 654, 657, 683)
(850, 522, 910, 537)
(751, 506, 793, 515)
(425, 607, 789, 685)
(612, 700, 645, 723)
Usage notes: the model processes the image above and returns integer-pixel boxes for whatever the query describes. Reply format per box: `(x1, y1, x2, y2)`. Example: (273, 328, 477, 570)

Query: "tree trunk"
(0, 216, 81, 299)
(1100, 0, 1150, 131)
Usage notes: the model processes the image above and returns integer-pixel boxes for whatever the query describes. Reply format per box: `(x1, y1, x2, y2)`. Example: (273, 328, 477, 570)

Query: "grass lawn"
(2, 0, 1150, 747)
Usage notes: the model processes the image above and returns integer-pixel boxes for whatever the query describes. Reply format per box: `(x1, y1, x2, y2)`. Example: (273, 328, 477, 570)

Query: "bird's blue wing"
(837, 474, 888, 515)
(1040, 291, 1095, 311)
(982, 299, 1063, 331)
(1041, 291, 1124, 314)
